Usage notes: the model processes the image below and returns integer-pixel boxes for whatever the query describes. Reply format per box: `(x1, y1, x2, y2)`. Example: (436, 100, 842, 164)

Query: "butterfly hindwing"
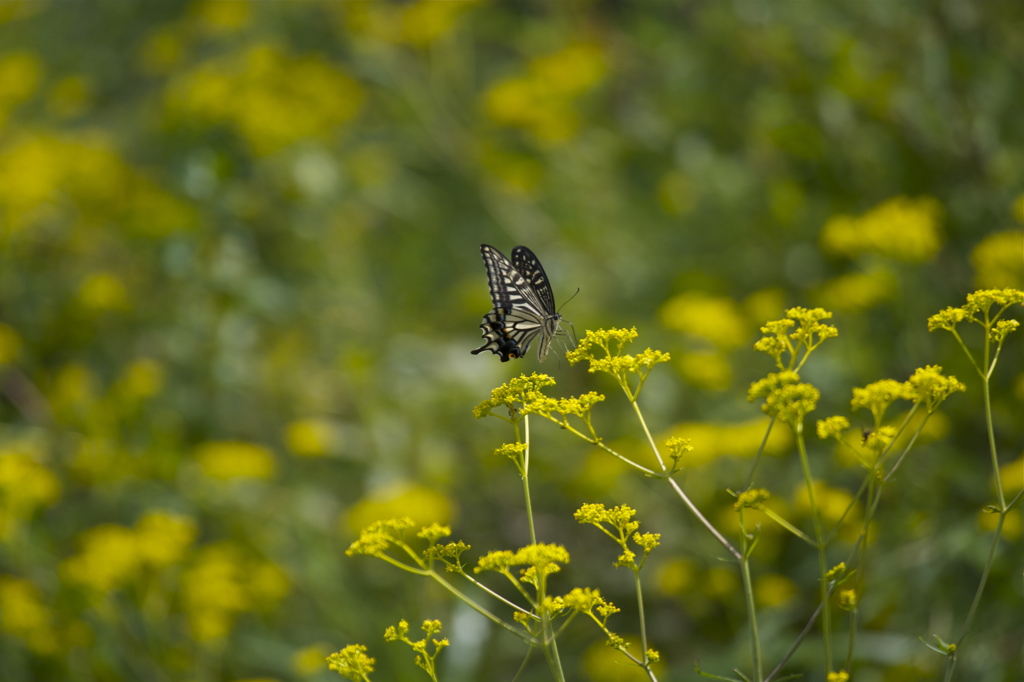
(472, 244, 566, 362)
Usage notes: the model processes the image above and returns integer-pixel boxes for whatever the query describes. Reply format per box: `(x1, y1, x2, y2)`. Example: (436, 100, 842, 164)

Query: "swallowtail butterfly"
(471, 244, 568, 362)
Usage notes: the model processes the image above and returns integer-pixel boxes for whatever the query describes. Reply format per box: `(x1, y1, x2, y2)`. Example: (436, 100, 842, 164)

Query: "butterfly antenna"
(558, 287, 581, 314)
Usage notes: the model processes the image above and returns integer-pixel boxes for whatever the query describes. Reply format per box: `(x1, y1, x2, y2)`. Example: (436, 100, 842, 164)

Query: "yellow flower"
(195, 441, 277, 480)
(134, 511, 197, 568)
(659, 292, 748, 349)
(191, 0, 252, 33)
(483, 43, 606, 144)
(0, 576, 58, 655)
(116, 358, 165, 400)
(61, 524, 141, 593)
(0, 51, 42, 126)
(398, 0, 478, 47)
(0, 451, 61, 538)
(182, 542, 290, 642)
(821, 196, 943, 262)
(971, 230, 1024, 289)
(343, 483, 455, 537)
(165, 44, 365, 156)
(815, 267, 897, 312)
(754, 573, 797, 608)
(285, 418, 336, 457)
(677, 350, 733, 391)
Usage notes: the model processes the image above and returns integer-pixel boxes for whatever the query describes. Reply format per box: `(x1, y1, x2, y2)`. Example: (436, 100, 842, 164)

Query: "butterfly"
(471, 244, 568, 362)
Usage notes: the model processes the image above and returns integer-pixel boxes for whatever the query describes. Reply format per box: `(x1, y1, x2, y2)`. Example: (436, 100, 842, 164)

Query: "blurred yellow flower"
(705, 565, 740, 598)
(660, 292, 749, 350)
(677, 350, 733, 391)
(195, 441, 277, 480)
(754, 573, 798, 608)
(182, 542, 290, 642)
(344, 483, 455, 536)
(285, 418, 336, 458)
(483, 43, 606, 144)
(62, 524, 141, 593)
(293, 643, 332, 676)
(1013, 193, 1024, 224)
(0, 576, 58, 655)
(0, 323, 21, 365)
(0, 133, 198, 237)
(399, 0, 478, 47)
(191, 0, 252, 33)
(78, 272, 130, 312)
(821, 196, 943, 262)
(652, 557, 698, 597)
(660, 418, 792, 467)
(135, 511, 197, 568)
(165, 44, 365, 155)
(116, 358, 166, 401)
(970, 230, 1024, 289)
(815, 267, 897, 312)
(792, 482, 860, 536)
(0, 452, 61, 537)
(51, 363, 98, 415)
(0, 51, 42, 125)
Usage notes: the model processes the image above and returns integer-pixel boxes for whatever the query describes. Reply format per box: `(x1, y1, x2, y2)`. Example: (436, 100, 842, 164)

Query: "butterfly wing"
(511, 246, 556, 315)
(471, 307, 545, 362)
(473, 244, 564, 362)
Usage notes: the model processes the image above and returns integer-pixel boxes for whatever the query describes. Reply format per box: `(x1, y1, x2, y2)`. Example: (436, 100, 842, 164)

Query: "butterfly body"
(471, 244, 566, 362)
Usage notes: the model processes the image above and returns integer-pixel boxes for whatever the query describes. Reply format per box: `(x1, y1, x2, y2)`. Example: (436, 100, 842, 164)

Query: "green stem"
(630, 397, 666, 470)
(794, 424, 831, 674)
(738, 521, 764, 682)
(523, 414, 537, 545)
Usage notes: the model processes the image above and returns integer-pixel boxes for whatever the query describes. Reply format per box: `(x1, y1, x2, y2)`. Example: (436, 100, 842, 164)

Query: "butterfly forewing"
(472, 244, 567, 362)
(511, 246, 556, 315)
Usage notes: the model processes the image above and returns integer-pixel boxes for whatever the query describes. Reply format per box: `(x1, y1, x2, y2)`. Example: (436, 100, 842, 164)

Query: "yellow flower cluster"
(754, 308, 837, 371)
(734, 488, 771, 511)
(195, 440, 276, 480)
(0, 133, 197, 238)
(484, 43, 606, 144)
(182, 542, 290, 642)
(0, 450, 61, 539)
(61, 511, 197, 594)
(346, 517, 417, 558)
(821, 195, 943, 262)
(0, 576, 58, 655)
(165, 44, 365, 155)
(475, 543, 570, 579)
(748, 371, 819, 425)
(326, 643, 375, 679)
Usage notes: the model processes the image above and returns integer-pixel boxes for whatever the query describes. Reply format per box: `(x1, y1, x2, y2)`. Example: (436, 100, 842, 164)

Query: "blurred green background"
(0, 1, 1022, 681)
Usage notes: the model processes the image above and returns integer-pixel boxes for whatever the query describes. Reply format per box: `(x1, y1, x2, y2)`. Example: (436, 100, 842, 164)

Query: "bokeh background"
(0, 2, 1022, 681)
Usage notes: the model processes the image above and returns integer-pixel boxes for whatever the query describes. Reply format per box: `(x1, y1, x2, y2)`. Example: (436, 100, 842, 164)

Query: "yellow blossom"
(971, 230, 1024, 289)
(195, 440, 276, 480)
(659, 292, 749, 349)
(821, 195, 943, 262)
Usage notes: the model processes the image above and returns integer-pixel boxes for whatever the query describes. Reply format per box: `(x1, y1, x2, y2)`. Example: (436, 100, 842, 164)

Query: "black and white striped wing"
(471, 244, 564, 362)
(511, 246, 556, 316)
(478, 244, 548, 316)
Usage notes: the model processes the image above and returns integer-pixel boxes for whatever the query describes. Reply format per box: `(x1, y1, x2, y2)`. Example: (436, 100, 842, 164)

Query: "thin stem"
(742, 415, 778, 491)
(630, 398, 667, 470)
(794, 425, 832, 673)
(738, 517, 763, 682)
(522, 414, 537, 545)
(666, 476, 743, 562)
